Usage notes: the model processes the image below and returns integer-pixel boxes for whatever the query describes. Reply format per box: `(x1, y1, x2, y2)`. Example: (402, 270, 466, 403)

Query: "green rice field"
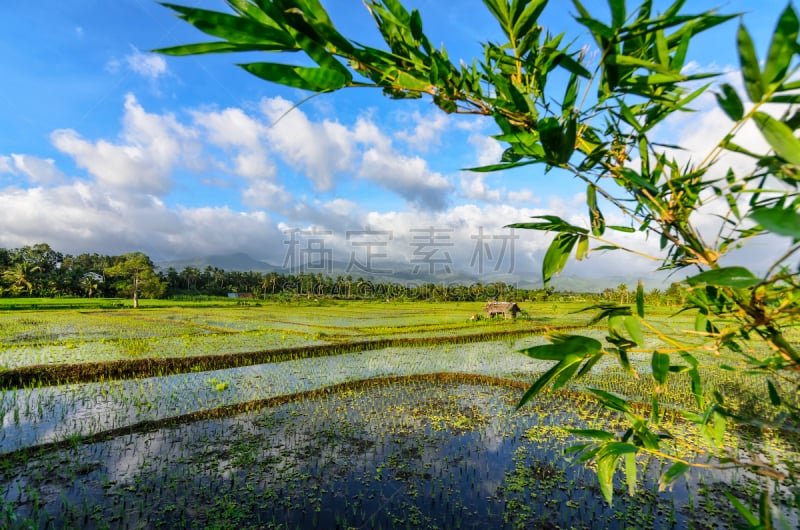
(0, 300, 797, 529)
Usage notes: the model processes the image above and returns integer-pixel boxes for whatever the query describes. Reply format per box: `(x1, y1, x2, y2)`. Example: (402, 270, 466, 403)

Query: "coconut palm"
(2, 262, 40, 296)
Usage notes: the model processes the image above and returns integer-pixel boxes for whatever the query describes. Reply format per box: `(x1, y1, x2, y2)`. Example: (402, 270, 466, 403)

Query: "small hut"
(484, 301, 521, 319)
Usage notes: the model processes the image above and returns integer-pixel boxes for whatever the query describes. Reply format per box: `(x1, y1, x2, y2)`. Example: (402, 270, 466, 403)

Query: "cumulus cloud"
(51, 93, 193, 195)
(242, 180, 294, 210)
(192, 106, 274, 180)
(9, 154, 67, 185)
(0, 182, 282, 260)
(469, 132, 504, 167)
(394, 111, 450, 152)
(359, 148, 452, 211)
(260, 97, 355, 190)
(459, 172, 501, 202)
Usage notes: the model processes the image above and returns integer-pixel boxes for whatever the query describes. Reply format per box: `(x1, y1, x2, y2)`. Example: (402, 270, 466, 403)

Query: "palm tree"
(2, 262, 40, 296)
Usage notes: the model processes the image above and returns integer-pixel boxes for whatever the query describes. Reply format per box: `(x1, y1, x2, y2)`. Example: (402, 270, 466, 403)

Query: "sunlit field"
(1, 300, 797, 529)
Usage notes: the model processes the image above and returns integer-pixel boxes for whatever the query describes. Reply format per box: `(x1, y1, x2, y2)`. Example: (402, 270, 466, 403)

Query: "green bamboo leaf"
(568, 429, 615, 440)
(562, 73, 579, 116)
(763, 4, 799, 86)
(607, 225, 635, 233)
(767, 380, 781, 406)
(240, 62, 349, 91)
(391, 70, 432, 92)
(694, 309, 708, 332)
(586, 184, 606, 236)
(513, 0, 547, 38)
(507, 215, 588, 234)
(624, 316, 644, 345)
(483, 0, 510, 34)
(651, 351, 670, 385)
(714, 83, 744, 121)
(688, 367, 703, 408)
(595, 442, 638, 504)
(606, 54, 678, 75)
(596, 453, 616, 504)
(295, 34, 352, 79)
(409, 9, 423, 41)
(521, 333, 602, 361)
(608, 0, 626, 28)
(654, 29, 668, 66)
(685, 266, 760, 288)
(752, 112, 800, 165)
(552, 357, 583, 389)
(556, 53, 593, 78)
(711, 410, 726, 446)
(160, 3, 295, 47)
(670, 32, 690, 70)
(559, 116, 577, 163)
(750, 205, 800, 238)
(575, 16, 615, 39)
(539, 117, 563, 163)
(624, 452, 637, 496)
(724, 492, 760, 526)
(589, 388, 631, 413)
(573, 234, 588, 260)
(576, 351, 605, 378)
(516, 354, 584, 409)
(153, 41, 282, 56)
(617, 348, 638, 377)
(542, 233, 577, 285)
(737, 23, 765, 101)
(466, 160, 539, 172)
(635, 280, 644, 317)
(658, 461, 690, 491)
(770, 94, 800, 103)
(759, 490, 774, 528)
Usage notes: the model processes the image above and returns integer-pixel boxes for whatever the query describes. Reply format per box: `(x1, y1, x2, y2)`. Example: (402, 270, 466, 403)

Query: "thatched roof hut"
(484, 301, 521, 319)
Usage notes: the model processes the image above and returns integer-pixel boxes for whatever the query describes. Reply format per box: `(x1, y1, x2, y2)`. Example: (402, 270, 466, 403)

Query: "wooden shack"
(484, 301, 521, 319)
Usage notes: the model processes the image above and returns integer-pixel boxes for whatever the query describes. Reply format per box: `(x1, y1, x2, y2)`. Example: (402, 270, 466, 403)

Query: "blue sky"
(0, 0, 787, 285)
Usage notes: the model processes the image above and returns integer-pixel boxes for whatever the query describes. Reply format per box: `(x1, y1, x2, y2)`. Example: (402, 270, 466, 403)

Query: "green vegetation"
(0, 242, 687, 305)
(0, 300, 797, 528)
(158, 0, 800, 523)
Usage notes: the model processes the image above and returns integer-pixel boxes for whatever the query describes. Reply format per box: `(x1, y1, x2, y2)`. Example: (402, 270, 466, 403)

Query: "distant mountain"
(159, 252, 279, 273)
(157, 252, 676, 292)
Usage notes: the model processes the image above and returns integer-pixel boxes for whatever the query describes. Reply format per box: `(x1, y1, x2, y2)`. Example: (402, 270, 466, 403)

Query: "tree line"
(0, 242, 683, 304)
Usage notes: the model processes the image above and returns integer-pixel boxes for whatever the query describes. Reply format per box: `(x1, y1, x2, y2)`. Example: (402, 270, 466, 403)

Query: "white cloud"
(469, 133, 504, 167)
(242, 180, 294, 210)
(260, 97, 355, 191)
(459, 173, 501, 202)
(10, 154, 67, 185)
(353, 116, 392, 152)
(193, 107, 274, 180)
(51, 93, 193, 195)
(507, 189, 539, 204)
(0, 155, 13, 175)
(125, 47, 168, 81)
(359, 148, 452, 210)
(0, 182, 282, 261)
(394, 111, 450, 152)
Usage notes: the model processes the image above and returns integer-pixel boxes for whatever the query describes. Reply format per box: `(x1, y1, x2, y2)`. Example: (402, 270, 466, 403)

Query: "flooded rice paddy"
(3, 377, 789, 530)
(0, 302, 797, 528)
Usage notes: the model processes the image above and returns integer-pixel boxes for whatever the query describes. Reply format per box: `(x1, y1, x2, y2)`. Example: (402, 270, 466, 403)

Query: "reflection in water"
(3, 379, 792, 529)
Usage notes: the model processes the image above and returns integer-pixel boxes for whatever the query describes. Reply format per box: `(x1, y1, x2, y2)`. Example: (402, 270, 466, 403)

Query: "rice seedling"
(1, 376, 793, 529)
(0, 301, 795, 528)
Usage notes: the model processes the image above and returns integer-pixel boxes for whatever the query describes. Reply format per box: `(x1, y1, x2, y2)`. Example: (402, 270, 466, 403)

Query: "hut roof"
(485, 301, 519, 311)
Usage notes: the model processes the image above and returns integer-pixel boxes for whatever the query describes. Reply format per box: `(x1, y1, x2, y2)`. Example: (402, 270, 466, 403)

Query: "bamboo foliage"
(157, 0, 800, 517)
